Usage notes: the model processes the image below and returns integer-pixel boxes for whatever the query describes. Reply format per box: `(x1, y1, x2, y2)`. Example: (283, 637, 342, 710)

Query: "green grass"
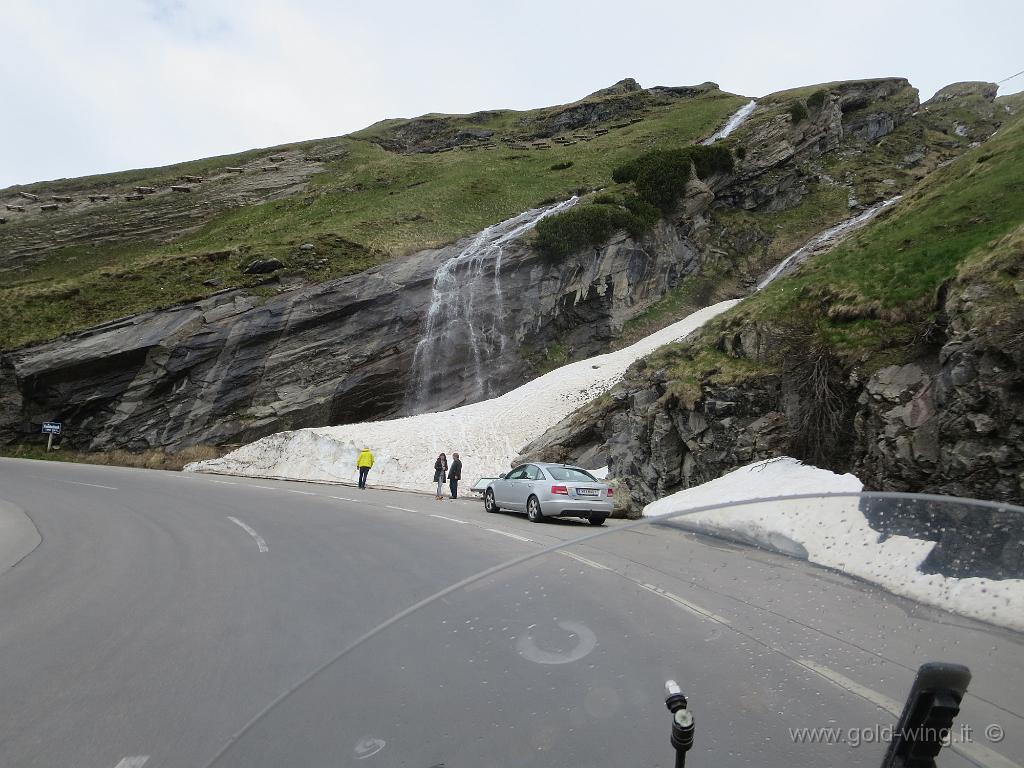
(729, 113, 1024, 363)
(712, 182, 851, 274)
(0, 90, 745, 350)
(628, 106, 1024, 406)
(0, 442, 221, 470)
(643, 343, 776, 408)
(619, 269, 730, 346)
(526, 342, 571, 375)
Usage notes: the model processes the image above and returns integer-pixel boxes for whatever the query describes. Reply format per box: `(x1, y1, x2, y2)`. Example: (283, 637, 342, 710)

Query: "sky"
(1, 0, 1021, 188)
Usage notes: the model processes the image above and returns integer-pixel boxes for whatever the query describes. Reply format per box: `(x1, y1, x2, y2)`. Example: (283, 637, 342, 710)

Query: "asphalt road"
(0, 457, 1020, 768)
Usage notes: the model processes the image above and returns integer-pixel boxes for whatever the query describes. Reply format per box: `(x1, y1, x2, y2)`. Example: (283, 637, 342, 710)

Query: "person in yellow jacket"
(356, 447, 374, 489)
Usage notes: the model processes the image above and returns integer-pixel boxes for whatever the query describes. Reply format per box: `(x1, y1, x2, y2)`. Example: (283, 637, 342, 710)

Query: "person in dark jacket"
(433, 453, 448, 500)
(448, 452, 462, 500)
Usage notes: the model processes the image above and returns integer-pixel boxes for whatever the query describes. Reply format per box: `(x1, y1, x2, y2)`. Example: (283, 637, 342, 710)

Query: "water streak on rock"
(407, 197, 578, 412)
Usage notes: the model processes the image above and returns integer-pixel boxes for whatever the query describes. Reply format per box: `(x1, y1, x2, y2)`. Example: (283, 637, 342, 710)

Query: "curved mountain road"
(0, 458, 1020, 768)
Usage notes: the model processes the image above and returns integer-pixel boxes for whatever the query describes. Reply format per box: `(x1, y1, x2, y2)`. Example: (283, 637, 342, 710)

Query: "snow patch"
(644, 458, 1024, 632)
(187, 299, 741, 491)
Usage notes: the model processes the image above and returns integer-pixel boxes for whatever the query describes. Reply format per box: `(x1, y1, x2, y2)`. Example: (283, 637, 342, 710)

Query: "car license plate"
(576, 488, 599, 496)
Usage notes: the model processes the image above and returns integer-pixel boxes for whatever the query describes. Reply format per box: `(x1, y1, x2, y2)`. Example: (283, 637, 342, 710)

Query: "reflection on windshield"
(210, 493, 1024, 768)
(547, 466, 599, 482)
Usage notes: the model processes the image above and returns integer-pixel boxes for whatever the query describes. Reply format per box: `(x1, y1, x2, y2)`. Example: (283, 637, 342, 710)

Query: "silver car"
(484, 463, 613, 525)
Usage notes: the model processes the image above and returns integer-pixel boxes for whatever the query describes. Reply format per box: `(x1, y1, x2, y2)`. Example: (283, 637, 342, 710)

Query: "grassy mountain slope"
(0, 83, 744, 350)
(652, 108, 1024, 392)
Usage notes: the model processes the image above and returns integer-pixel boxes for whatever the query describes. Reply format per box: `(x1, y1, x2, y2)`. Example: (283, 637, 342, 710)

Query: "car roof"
(529, 462, 589, 470)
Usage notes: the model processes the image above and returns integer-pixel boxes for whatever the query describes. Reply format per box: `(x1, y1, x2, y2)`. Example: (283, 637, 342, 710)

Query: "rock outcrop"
(518, 226, 1024, 516)
(0, 208, 705, 451)
(1, 76, 1006, 462)
(0, 153, 330, 275)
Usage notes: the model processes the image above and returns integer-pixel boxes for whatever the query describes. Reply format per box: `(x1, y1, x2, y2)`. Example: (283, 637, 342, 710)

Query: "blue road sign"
(41, 422, 62, 435)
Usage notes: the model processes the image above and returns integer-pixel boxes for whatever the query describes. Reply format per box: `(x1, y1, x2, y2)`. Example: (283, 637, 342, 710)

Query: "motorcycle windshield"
(209, 493, 1023, 768)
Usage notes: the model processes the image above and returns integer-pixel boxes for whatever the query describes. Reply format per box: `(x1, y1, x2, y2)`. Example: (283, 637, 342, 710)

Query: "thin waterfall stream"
(756, 197, 901, 290)
(406, 197, 578, 413)
(702, 99, 758, 144)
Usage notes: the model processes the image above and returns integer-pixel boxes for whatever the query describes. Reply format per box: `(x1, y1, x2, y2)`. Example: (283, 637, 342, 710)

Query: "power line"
(998, 68, 1024, 84)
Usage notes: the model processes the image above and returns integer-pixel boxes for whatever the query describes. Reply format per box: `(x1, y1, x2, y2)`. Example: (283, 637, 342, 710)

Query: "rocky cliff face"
(0, 206, 705, 451)
(517, 223, 1024, 516)
(1, 77, 1004, 458)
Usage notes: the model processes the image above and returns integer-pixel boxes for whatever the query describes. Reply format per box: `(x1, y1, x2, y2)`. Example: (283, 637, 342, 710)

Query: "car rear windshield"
(547, 466, 598, 482)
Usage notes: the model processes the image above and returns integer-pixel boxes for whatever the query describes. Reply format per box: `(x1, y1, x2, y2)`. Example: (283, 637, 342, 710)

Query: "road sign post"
(41, 422, 62, 451)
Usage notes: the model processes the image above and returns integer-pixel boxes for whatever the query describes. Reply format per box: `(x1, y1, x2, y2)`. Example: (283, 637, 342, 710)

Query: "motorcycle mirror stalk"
(665, 680, 694, 768)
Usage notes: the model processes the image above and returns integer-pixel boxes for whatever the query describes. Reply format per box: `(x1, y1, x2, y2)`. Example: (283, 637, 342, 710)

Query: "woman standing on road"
(433, 453, 448, 500)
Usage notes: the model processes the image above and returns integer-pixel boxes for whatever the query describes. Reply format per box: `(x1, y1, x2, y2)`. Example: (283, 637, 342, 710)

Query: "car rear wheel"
(484, 489, 499, 513)
(588, 514, 607, 526)
(526, 495, 544, 523)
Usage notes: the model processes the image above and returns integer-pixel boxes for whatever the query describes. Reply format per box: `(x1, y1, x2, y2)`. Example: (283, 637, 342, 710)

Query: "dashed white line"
(559, 551, 609, 570)
(30, 475, 118, 493)
(207, 479, 237, 485)
(330, 495, 356, 502)
(113, 757, 149, 768)
(250, 485, 277, 490)
(486, 528, 534, 543)
(430, 514, 469, 524)
(639, 583, 732, 625)
(797, 658, 901, 714)
(52, 481, 118, 493)
(386, 505, 418, 513)
(284, 489, 314, 496)
(227, 516, 269, 553)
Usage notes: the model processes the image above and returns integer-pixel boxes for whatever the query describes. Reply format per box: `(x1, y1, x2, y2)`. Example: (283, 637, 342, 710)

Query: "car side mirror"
(498, 473, 506, 479)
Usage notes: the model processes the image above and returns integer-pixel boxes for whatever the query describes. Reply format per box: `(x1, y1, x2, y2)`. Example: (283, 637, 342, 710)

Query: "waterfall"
(702, 99, 758, 145)
(406, 196, 578, 413)
(756, 197, 902, 291)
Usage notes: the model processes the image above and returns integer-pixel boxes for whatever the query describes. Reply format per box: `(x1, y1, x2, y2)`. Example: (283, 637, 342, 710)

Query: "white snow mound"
(644, 457, 1024, 632)
(187, 299, 741, 489)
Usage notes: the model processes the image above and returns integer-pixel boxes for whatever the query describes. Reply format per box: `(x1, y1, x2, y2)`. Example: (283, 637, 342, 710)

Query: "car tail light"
(606, 487, 614, 497)
(551, 485, 568, 495)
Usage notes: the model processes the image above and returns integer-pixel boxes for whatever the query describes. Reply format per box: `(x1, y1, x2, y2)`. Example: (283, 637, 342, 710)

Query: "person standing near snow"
(448, 452, 462, 500)
(434, 453, 448, 500)
(356, 446, 374, 489)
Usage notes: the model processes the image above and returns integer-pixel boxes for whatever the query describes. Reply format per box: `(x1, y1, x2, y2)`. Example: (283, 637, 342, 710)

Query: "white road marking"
(30, 475, 118, 493)
(285, 489, 314, 496)
(52, 481, 118, 493)
(558, 551, 609, 570)
(430, 514, 469, 524)
(227, 516, 269, 553)
(250, 485, 277, 490)
(797, 658, 901, 714)
(798, 659, 1021, 768)
(639, 583, 732, 625)
(207, 479, 237, 485)
(330, 495, 356, 502)
(486, 528, 533, 543)
(113, 757, 149, 768)
(386, 505, 418, 513)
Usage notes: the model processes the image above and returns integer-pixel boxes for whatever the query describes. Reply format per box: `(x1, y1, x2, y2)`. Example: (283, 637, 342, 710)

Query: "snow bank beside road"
(645, 458, 1024, 632)
(187, 300, 741, 490)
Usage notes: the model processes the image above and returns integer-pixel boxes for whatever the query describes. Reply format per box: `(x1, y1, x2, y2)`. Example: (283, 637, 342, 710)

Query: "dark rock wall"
(520, 259, 1024, 517)
(0, 76, 1000, 467)
(0, 216, 703, 451)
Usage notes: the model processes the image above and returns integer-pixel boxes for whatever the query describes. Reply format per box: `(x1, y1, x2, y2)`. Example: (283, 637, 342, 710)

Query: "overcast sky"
(2, 0, 1021, 188)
